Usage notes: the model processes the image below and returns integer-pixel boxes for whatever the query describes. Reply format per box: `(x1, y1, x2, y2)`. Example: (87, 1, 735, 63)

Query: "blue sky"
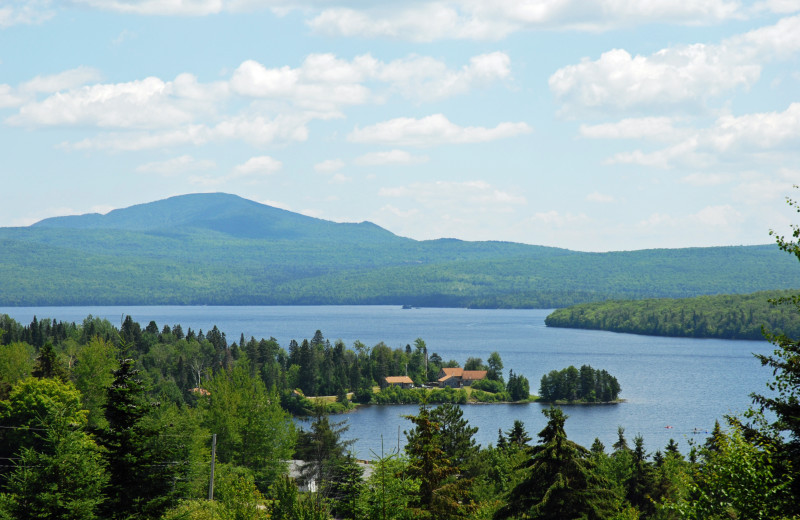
(1, 0, 799, 251)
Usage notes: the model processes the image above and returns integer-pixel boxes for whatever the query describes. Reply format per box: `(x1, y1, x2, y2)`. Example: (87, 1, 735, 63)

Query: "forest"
(0, 303, 797, 520)
(2, 193, 799, 308)
(544, 289, 800, 340)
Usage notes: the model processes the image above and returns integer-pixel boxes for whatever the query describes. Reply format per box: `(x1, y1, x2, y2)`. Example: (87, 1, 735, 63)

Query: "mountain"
(1, 193, 799, 307)
(32, 192, 403, 243)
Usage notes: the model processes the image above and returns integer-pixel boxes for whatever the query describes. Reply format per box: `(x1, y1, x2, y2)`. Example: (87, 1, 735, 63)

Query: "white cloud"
(189, 155, 283, 186)
(330, 173, 352, 183)
(72, 0, 226, 16)
(709, 102, 800, 151)
(551, 15, 800, 114)
(65, 113, 310, 151)
(0, 0, 54, 28)
(8, 76, 197, 129)
(753, 0, 800, 14)
(0, 84, 25, 108)
(691, 204, 743, 227)
(20, 66, 102, 93)
(349, 114, 531, 147)
(136, 155, 216, 175)
(307, 0, 744, 41)
(314, 158, 345, 173)
(550, 46, 759, 114)
(230, 51, 511, 107)
(606, 103, 800, 169)
(233, 155, 283, 176)
(579, 117, 685, 141)
(355, 150, 429, 166)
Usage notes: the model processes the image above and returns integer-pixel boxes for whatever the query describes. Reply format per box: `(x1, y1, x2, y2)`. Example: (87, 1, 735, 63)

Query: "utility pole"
(208, 433, 217, 500)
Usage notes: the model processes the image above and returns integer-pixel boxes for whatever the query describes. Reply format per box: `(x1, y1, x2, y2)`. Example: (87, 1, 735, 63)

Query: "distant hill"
(1, 192, 798, 307)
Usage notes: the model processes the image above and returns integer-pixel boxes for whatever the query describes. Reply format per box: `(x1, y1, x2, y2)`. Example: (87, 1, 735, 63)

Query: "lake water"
(0, 305, 775, 458)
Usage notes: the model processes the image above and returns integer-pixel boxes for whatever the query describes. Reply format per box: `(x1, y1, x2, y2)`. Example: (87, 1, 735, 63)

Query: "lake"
(0, 305, 775, 458)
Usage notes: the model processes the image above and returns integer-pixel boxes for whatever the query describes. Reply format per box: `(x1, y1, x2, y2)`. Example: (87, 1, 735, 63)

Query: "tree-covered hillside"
(544, 289, 800, 340)
(1, 193, 799, 307)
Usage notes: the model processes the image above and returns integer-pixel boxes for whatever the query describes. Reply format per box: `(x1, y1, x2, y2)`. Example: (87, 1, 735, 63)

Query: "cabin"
(437, 367, 487, 388)
(384, 375, 414, 389)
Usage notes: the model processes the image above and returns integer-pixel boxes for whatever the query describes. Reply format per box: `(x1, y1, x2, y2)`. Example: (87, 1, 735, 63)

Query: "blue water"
(0, 305, 774, 458)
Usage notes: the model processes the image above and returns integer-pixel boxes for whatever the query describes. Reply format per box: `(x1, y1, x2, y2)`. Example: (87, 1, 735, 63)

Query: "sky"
(1, 1, 799, 252)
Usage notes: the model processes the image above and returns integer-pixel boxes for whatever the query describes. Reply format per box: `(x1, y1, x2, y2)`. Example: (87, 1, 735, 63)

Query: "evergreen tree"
(495, 407, 618, 520)
(1, 409, 108, 520)
(430, 403, 479, 469)
(99, 359, 182, 519)
(404, 403, 473, 519)
(31, 342, 67, 381)
(505, 419, 531, 449)
(295, 405, 358, 512)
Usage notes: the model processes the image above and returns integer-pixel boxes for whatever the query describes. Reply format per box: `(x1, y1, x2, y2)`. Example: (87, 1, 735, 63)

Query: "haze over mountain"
(2, 193, 798, 307)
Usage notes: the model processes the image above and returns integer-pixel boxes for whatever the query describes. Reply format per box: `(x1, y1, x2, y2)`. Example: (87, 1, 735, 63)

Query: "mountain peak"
(32, 192, 400, 242)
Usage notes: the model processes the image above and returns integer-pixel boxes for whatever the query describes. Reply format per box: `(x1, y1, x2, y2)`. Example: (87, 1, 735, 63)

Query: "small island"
(537, 364, 621, 404)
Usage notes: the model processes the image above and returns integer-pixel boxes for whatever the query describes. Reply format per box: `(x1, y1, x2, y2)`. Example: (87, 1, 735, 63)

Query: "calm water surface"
(0, 305, 773, 458)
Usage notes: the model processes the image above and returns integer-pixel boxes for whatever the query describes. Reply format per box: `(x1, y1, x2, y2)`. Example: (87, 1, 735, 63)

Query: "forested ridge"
(1, 193, 798, 307)
(544, 289, 800, 340)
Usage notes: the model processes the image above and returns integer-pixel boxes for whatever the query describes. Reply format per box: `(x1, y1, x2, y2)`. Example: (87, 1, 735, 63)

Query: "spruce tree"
(99, 359, 181, 519)
(495, 407, 618, 520)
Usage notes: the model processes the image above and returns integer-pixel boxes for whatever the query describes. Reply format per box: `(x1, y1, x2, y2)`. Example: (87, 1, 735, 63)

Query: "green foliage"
(505, 370, 530, 402)
(203, 363, 296, 490)
(404, 403, 474, 519)
(0, 342, 34, 399)
(373, 386, 469, 404)
(471, 378, 506, 393)
(539, 365, 621, 403)
(0, 378, 87, 462)
(671, 421, 792, 520)
(495, 407, 619, 520)
(1, 409, 108, 520)
(2, 193, 799, 308)
(545, 289, 800, 340)
(72, 336, 118, 428)
(357, 455, 420, 520)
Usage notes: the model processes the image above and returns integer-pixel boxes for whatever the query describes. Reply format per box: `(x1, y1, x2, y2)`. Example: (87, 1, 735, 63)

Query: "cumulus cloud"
(231, 51, 511, 106)
(551, 15, 800, 114)
(349, 114, 531, 147)
(233, 155, 283, 176)
(355, 149, 429, 166)
(606, 103, 800, 169)
(189, 155, 283, 186)
(9, 76, 200, 129)
(307, 0, 745, 41)
(136, 155, 216, 175)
